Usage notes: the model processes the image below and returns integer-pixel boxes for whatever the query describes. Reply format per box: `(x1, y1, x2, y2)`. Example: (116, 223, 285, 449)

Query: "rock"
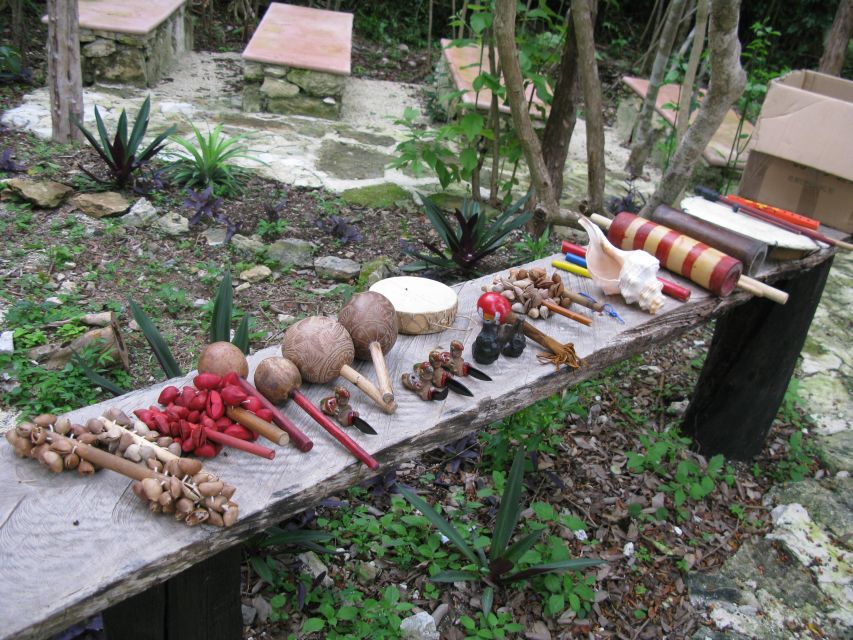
(6, 178, 73, 208)
(360, 256, 394, 287)
(816, 430, 853, 473)
(265, 65, 289, 78)
(203, 227, 228, 247)
(354, 561, 379, 585)
(260, 77, 300, 98)
(525, 621, 552, 640)
(239, 265, 272, 283)
(120, 198, 158, 227)
(45, 297, 63, 306)
(431, 603, 449, 625)
(767, 477, 853, 543)
(267, 238, 316, 268)
(667, 399, 690, 416)
(267, 94, 340, 119)
(0, 331, 13, 355)
(286, 68, 346, 97)
(82, 38, 116, 58)
(244, 61, 264, 82)
(234, 282, 251, 293)
(400, 611, 439, 640)
(317, 140, 394, 180)
(341, 183, 411, 208)
(59, 280, 77, 294)
(231, 234, 265, 253)
(252, 595, 272, 623)
(241, 603, 256, 626)
(398, 43, 410, 54)
(192, 298, 208, 309)
(242, 86, 263, 112)
(297, 551, 333, 587)
(157, 213, 189, 236)
(314, 256, 360, 281)
(72, 192, 130, 218)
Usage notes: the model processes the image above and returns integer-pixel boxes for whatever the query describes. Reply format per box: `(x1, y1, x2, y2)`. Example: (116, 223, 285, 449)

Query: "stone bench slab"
(242, 3, 353, 76)
(46, 0, 187, 36)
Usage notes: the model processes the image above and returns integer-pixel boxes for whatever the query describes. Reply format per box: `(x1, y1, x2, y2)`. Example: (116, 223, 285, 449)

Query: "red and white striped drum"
(608, 212, 743, 296)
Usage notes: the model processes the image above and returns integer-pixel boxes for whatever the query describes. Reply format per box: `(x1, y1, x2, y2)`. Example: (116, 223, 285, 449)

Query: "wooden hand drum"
(338, 291, 398, 404)
(282, 316, 397, 414)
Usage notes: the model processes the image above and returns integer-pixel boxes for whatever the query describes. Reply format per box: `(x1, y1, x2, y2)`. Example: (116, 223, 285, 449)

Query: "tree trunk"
(819, 0, 853, 76)
(639, 0, 746, 217)
(494, 0, 563, 222)
(47, 0, 83, 144)
(571, 0, 605, 215)
(11, 0, 28, 65)
(626, 0, 687, 178)
(541, 11, 580, 202)
(676, 0, 709, 145)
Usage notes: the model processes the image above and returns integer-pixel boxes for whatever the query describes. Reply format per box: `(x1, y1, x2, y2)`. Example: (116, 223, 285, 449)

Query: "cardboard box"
(738, 70, 853, 233)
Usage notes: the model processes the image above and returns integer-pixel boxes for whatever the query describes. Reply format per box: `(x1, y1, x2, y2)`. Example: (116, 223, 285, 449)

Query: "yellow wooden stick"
(551, 259, 591, 279)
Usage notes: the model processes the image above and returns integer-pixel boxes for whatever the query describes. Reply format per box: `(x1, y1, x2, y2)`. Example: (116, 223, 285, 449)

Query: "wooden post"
(47, 0, 84, 143)
(102, 546, 243, 640)
(681, 257, 834, 460)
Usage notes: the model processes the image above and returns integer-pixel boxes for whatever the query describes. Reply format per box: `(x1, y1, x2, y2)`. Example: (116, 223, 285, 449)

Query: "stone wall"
(242, 63, 345, 119)
(80, 6, 193, 88)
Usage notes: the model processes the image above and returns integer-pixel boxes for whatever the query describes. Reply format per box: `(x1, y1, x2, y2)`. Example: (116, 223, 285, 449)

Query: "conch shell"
(577, 215, 665, 314)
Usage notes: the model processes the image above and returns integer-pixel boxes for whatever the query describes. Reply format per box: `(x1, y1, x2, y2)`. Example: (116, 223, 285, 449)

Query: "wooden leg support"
(681, 257, 834, 460)
(103, 546, 242, 640)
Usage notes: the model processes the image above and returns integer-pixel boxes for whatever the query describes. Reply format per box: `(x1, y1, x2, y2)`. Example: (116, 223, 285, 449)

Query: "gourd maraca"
(338, 291, 398, 404)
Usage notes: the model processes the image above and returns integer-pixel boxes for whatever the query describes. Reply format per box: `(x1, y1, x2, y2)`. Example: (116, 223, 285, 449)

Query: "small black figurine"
(500, 317, 526, 358)
(473, 318, 502, 365)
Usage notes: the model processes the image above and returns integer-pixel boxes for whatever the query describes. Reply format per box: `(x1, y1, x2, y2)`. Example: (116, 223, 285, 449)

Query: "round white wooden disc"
(369, 276, 458, 335)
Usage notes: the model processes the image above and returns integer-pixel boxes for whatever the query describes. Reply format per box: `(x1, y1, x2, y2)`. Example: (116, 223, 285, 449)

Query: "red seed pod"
(224, 424, 254, 441)
(214, 416, 232, 429)
(158, 386, 180, 406)
(195, 442, 218, 458)
(193, 373, 223, 391)
(166, 404, 189, 420)
(177, 386, 197, 408)
(207, 390, 225, 419)
(242, 396, 263, 413)
(192, 424, 205, 449)
(200, 414, 216, 431)
(179, 420, 192, 441)
(153, 412, 171, 435)
(221, 371, 241, 387)
(186, 410, 201, 423)
(181, 437, 195, 453)
(255, 408, 274, 423)
(133, 409, 156, 428)
(220, 385, 248, 406)
(189, 390, 208, 412)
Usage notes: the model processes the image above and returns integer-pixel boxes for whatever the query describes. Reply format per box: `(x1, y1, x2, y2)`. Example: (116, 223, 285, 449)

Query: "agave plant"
(399, 448, 603, 616)
(167, 122, 259, 196)
(404, 193, 532, 273)
(76, 96, 176, 188)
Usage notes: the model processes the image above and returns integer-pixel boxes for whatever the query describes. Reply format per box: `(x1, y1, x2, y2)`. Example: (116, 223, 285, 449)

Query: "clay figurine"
(319, 387, 377, 435)
(401, 364, 449, 402)
(473, 319, 502, 365)
(426, 351, 474, 397)
(445, 341, 492, 381)
(500, 317, 527, 358)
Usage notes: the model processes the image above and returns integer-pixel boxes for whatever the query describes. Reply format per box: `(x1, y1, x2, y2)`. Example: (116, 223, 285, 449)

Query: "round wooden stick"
(105, 419, 179, 463)
(368, 342, 394, 404)
(227, 407, 290, 446)
(737, 275, 789, 304)
(339, 364, 397, 414)
(237, 377, 313, 452)
(54, 435, 153, 482)
(204, 428, 276, 460)
(541, 300, 593, 327)
(561, 290, 605, 312)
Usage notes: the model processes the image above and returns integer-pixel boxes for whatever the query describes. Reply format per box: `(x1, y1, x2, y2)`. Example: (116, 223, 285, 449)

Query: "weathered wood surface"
(0, 248, 836, 639)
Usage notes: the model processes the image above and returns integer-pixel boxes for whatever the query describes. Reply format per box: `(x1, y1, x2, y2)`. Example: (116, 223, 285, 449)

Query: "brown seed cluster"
(482, 267, 567, 319)
(5, 411, 239, 528)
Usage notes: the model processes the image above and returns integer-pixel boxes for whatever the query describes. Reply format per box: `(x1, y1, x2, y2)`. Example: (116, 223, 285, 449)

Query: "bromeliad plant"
(404, 193, 532, 273)
(399, 448, 603, 615)
(167, 122, 258, 196)
(76, 96, 176, 188)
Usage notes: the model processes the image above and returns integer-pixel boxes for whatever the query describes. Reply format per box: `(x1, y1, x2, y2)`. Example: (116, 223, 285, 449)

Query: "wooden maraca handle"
(227, 407, 290, 446)
(368, 342, 394, 404)
(339, 364, 397, 414)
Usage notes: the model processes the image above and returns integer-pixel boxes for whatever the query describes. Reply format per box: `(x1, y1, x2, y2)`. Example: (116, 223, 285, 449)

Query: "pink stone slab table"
(69, 0, 186, 35)
(242, 3, 353, 76)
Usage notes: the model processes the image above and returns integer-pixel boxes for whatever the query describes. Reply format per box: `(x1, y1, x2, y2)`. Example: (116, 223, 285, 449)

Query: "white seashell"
(578, 215, 665, 314)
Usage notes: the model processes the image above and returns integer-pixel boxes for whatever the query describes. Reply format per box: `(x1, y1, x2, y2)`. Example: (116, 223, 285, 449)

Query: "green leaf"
(481, 585, 494, 616)
(503, 558, 605, 583)
(460, 147, 479, 172)
(398, 486, 479, 565)
(460, 112, 484, 141)
(128, 298, 183, 379)
(548, 593, 564, 614)
(707, 454, 725, 476)
(470, 12, 493, 34)
(503, 530, 544, 564)
(210, 271, 233, 343)
(491, 448, 526, 559)
(301, 617, 325, 633)
(70, 350, 128, 396)
(232, 314, 250, 354)
(249, 556, 275, 584)
(337, 606, 358, 621)
(430, 570, 480, 583)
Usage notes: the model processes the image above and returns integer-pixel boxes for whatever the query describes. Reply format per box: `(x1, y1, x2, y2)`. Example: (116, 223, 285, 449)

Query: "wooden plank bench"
(621, 76, 754, 168)
(42, 0, 193, 87)
(0, 239, 838, 639)
(241, 3, 353, 119)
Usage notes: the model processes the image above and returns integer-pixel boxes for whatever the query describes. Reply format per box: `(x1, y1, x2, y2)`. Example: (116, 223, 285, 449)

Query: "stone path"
(2, 53, 851, 637)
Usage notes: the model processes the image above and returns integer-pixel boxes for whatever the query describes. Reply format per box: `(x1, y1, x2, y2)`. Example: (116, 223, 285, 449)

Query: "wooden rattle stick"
(235, 378, 313, 452)
(541, 300, 593, 326)
(338, 291, 399, 405)
(226, 407, 290, 446)
(203, 429, 276, 459)
(254, 357, 380, 470)
(283, 315, 396, 414)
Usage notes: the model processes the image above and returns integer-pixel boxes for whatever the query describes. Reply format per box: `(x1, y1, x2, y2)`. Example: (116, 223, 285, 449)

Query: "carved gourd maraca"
(282, 316, 396, 414)
(338, 291, 398, 404)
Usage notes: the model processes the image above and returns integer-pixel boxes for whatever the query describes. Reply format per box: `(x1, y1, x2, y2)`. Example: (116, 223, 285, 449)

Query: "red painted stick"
(288, 389, 380, 470)
(204, 428, 276, 460)
(562, 239, 692, 302)
(237, 377, 313, 452)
